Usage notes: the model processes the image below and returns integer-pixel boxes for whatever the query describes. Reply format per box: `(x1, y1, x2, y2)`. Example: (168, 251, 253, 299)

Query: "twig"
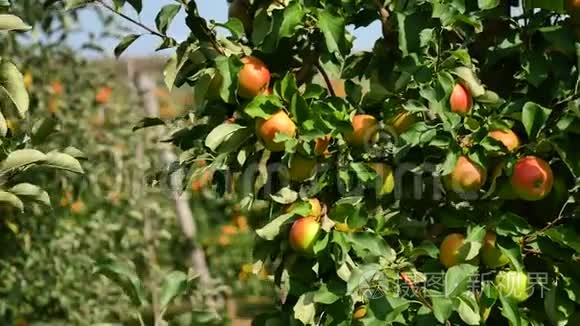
(314, 61, 336, 97)
(96, 0, 165, 38)
(400, 272, 433, 310)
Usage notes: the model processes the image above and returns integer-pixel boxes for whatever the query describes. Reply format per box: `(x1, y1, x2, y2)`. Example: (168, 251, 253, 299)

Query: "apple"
(446, 156, 487, 194)
(353, 304, 367, 319)
(255, 110, 296, 152)
(289, 155, 317, 182)
(345, 114, 379, 146)
(369, 163, 395, 195)
(566, 0, 580, 21)
(228, 0, 252, 34)
(389, 111, 417, 134)
(511, 156, 553, 201)
(289, 217, 321, 253)
(238, 56, 271, 98)
(439, 233, 467, 268)
(314, 135, 331, 156)
(495, 271, 530, 303)
(449, 84, 472, 115)
(481, 231, 510, 268)
(489, 129, 520, 153)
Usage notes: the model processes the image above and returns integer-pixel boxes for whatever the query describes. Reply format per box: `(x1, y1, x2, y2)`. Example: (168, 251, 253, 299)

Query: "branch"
(96, 0, 165, 38)
(314, 61, 336, 97)
(374, 0, 391, 39)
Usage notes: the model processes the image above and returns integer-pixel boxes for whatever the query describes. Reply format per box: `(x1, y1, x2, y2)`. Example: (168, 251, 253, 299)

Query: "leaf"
(317, 10, 346, 56)
(10, 183, 50, 206)
(31, 116, 58, 145)
(155, 4, 181, 34)
(244, 95, 284, 118)
(126, 0, 142, 13)
(279, 2, 304, 39)
(0, 60, 30, 118)
(132, 117, 166, 131)
(313, 280, 345, 304)
(95, 259, 147, 307)
(269, 187, 298, 205)
(43, 152, 84, 174)
(521, 102, 551, 139)
(64, 0, 92, 10)
(497, 237, 524, 272)
(431, 293, 454, 323)
(0, 14, 31, 31)
(498, 292, 521, 326)
(215, 55, 242, 104)
(63, 147, 88, 160)
(0, 191, 24, 212)
(256, 213, 293, 240)
(456, 291, 481, 325)
(453, 67, 485, 98)
(0, 149, 46, 173)
(444, 264, 478, 298)
(205, 123, 247, 152)
(478, 0, 500, 10)
(159, 271, 189, 309)
(544, 225, 580, 253)
(294, 292, 316, 325)
(114, 34, 141, 58)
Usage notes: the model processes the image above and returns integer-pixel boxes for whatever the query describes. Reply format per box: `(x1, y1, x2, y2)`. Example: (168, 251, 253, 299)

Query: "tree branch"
(96, 0, 165, 38)
(314, 61, 336, 97)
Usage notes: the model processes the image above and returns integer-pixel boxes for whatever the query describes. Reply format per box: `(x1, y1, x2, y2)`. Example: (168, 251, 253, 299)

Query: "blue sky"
(75, 0, 381, 57)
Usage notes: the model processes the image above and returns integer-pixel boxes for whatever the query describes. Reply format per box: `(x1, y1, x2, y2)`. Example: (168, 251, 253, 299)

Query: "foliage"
(104, 0, 580, 325)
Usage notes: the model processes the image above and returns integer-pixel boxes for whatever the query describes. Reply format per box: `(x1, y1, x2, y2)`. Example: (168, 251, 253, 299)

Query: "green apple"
(495, 271, 530, 303)
(481, 231, 510, 268)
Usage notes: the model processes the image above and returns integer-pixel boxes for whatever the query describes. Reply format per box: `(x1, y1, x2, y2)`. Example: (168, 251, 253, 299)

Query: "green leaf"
(114, 34, 141, 58)
(521, 102, 551, 139)
(244, 95, 284, 118)
(294, 292, 316, 325)
(544, 284, 576, 326)
(0, 60, 30, 118)
(431, 293, 454, 323)
(159, 271, 189, 309)
(215, 55, 242, 104)
(498, 292, 522, 326)
(126, 0, 142, 13)
(0, 191, 24, 212)
(453, 67, 485, 98)
(313, 280, 345, 304)
(95, 259, 147, 307)
(544, 225, 580, 253)
(10, 183, 50, 206)
(0, 14, 31, 31)
(497, 237, 524, 272)
(269, 187, 298, 205)
(279, 2, 304, 39)
(205, 123, 248, 152)
(478, 0, 500, 10)
(31, 117, 58, 145)
(444, 264, 478, 298)
(133, 117, 166, 131)
(0, 149, 46, 173)
(64, 0, 92, 10)
(317, 10, 346, 56)
(256, 213, 293, 240)
(456, 291, 481, 325)
(43, 152, 84, 174)
(155, 4, 181, 34)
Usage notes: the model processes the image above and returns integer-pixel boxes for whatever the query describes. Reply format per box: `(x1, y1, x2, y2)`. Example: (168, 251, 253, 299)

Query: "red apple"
(446, 156, 487, 193)
(449, 84, 472, 115)
(255, 110, 296, 152)
(238, 56, 271, 98)
(345, 114, 379, 146)
(289, 217, 321, 253)
(439, 233, 467, 268)
(489, 129, 520, 153)
(511, 156, 553, 201)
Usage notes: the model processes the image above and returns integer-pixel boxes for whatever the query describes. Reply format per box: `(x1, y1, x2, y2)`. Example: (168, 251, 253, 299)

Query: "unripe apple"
(439, 233, 467, 268)
(289, 217, 321, 253)
(481, 231, 510, 268)
(489, 129, 520, 153)
(238, 56, 271, 98)
(389, 111, 417, 135)
(228, 0, 252, 34)
(511, 156, 553, 201)
(345, 114, 379, 146)
(446, 156, 487, 194)
(289, 155, 316, 182)
(449, 84, 472, 115)
(369, 163, 395, 195)
(255, 110, 296, 152)
(495, 271, 530, 303)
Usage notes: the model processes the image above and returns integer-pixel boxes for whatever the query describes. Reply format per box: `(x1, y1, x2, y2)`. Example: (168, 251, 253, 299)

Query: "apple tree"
(97, 0, 580, 324)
